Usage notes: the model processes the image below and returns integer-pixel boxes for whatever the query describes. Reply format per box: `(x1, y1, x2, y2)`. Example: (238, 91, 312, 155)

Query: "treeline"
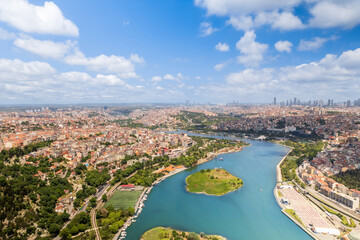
(112, 137, 246, 187)
(280, 140, 325, 185)
(96, 205, 135, 239)
(331, 169, 360, 190)
(0, 140, 53, 162)
(85, 169, 111, 187)
(60, 212, 91, 239)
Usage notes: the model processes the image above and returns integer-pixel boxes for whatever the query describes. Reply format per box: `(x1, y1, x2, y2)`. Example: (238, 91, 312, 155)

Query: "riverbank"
(275, 147, 292, 183)
(273, 145, 321, 240)
(114, 145, 245, 240)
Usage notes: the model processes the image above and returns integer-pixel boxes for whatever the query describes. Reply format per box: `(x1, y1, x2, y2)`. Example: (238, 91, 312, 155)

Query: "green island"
(186, 168, 243, 196)
(141, 227, 226, 240)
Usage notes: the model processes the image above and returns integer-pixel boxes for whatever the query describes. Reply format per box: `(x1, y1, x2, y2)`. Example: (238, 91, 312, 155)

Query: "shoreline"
(140, 226, 227, 240)
(114, 145, 245, 240)
(275, 146, 293, 183)
(272, 144, 319, 240)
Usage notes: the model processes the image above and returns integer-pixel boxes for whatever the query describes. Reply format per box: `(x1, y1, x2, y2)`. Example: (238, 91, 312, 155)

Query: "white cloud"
(195, 76, 201, 80)
(196, 0, 303, 31)
(214, 63, 226, 71)
(298, 37, 328, 51)
(227, 68, 275, 85)
(0, 0, 79, 36)
(0, 27, 16, 40)
(163, 74, 176, 80)
(14, 37, 75, 59)
(236, 30, 268, 67)
(205, 47, 360, 101)
(0, 58, 56, 82)
(215, 42, 230, 52)
(200, 22, 218, 36)
(268, 11, 304, 30)
(309, 0, 360, 29)
(150, 76, 162, 82)
(130, 54, 145, 64)
(226, 16, 253, 31)
(64, 49, 142, 78)
(194, 0, 301, 16)
(0, 58, 192, 104)
(275, 40, 293, 53)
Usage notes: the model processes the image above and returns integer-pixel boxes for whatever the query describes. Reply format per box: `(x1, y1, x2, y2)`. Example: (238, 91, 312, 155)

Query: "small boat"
(260, 189, 262, 192)
(220, 157, 224, 160)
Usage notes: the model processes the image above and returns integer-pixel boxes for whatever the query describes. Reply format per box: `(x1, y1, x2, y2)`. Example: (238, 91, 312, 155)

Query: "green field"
(186, 169, 243, 196)
(141, 227, 225, 240)
(105, 190, 141, 210)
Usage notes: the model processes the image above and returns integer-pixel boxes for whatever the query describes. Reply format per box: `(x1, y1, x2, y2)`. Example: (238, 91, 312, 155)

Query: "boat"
(220, 157, 224, 160)
(260, 188, 262, 192)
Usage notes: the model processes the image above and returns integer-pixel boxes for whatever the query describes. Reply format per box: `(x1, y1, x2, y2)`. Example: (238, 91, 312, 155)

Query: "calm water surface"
(125, 135, 311, 240)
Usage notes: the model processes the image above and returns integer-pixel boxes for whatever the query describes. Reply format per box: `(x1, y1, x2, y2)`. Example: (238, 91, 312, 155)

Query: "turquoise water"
(124, 137, 312, 240)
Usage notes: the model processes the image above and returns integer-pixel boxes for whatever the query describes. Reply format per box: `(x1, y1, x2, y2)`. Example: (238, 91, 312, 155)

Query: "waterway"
(124, 133, 312, 240)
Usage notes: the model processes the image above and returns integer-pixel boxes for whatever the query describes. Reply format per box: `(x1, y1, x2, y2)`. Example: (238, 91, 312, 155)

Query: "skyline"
(0, 0, 360, 104)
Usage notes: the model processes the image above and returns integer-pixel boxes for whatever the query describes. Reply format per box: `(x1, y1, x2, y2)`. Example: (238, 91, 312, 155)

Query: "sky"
(0, 0, 360, 104)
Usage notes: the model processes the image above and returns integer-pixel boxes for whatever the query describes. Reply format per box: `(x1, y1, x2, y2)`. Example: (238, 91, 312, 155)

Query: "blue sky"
(0, 0, 360, 104)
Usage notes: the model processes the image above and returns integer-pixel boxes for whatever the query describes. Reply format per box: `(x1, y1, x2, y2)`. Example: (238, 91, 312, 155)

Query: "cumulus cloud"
(309, 0, 360, 29)
(163, 74, 176, 80)
(0, 27, 16, 40)
(215, 42, 230, 52)
(0, 58, 56, 82)
(200, 22, 218, 36)
(64, 49, 142, 78)
(14, 37, 75, 59)
(130, 54, 145, 64)
(298, 37, 328, 51)
(0, 59, 149, 103)
(226, 16, 254, 31)
(150, 76, 162, 82)
(236, 30, 268, 67)
(196, 0, 304, 31)
(275, 40, 293, 53)
(0, 0, 79, 36)
(194, 0, 301, 16)
(196, 0, 360, 31)
(255, 11, 304, 30)
(214, 62, 227, 71)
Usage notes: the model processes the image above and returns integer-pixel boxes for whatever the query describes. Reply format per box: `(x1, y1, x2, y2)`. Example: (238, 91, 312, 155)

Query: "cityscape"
(1, 1, 360, 240)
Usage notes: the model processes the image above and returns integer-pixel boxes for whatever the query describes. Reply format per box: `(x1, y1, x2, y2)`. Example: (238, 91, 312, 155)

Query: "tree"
(48, 223, 60, 235)
(89, 197, 97, 208)
(187, 232, 200, 240)
(102, 194, 108, 202)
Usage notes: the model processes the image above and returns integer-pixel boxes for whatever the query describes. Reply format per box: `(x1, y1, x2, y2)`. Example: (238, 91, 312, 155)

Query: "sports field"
(105, 190, 142, 210)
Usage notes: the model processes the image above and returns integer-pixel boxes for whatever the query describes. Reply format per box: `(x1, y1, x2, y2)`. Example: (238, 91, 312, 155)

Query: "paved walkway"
(280, 188, 333, 229)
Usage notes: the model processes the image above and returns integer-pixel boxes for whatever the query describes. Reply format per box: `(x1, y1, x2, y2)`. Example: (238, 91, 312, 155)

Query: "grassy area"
(141, 227, 225, 240)
(285, 209, 303, 226)
(277, 190, 283, 197)
(322, 205, 356, 228)
(105, 190, 141, 210)
(186, 169, 243, 196)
